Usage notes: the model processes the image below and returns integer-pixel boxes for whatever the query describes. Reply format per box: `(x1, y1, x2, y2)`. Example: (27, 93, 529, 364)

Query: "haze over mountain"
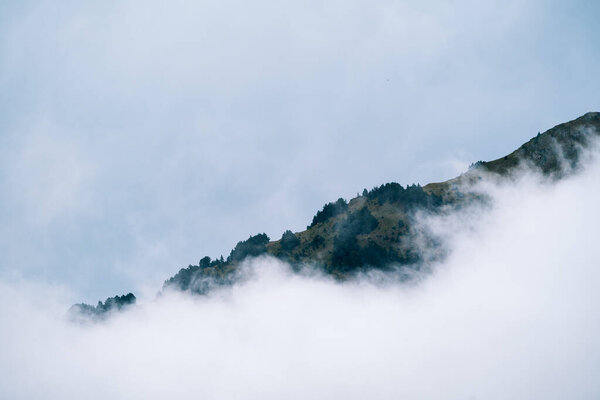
(3, 1, 600, 398)
(74, 112, 600, 316)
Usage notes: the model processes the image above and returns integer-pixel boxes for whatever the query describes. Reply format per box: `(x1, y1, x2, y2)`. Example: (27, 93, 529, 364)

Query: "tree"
(199, 256, 211, 268)
(228, 233, 270, 262)
(280, 230, 300, 251)
(308, 198, 348, 228)
(330, 206, 380, 272)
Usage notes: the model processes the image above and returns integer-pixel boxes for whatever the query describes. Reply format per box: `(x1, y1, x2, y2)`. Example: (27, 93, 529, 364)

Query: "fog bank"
(1, 159, 600, 399)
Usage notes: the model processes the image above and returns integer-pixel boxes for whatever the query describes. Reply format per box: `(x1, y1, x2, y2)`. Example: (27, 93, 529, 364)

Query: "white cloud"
(1, 154, 600, 399)
(2, 121, 96, 226)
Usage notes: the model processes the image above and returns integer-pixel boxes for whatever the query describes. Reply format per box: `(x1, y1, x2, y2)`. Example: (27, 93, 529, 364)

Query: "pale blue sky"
(1, 0, 598, 301)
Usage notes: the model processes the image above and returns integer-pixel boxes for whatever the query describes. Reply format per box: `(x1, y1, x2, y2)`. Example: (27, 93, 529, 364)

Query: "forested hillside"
(77, 112, 600, 314)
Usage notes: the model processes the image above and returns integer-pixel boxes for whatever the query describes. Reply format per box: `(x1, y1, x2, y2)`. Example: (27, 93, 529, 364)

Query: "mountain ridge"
(74, 112, 600, 317)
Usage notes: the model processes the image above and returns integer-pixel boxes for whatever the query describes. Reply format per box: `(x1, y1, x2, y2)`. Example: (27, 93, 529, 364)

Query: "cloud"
(2, 153, 600, 399)
(2, 120, 97, 226)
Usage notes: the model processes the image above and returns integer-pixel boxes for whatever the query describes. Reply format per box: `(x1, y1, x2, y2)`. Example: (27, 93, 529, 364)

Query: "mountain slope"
(424, 112, 600, 198)
(77, 112, 600, 313)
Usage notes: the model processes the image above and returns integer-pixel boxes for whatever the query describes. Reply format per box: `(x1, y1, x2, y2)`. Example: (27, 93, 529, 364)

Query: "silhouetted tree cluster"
(164, 233, 270, 293)
(71, 293, 136, 317)
(199, 256, 211, 268)
(366, 182, 442, 208)
(330, 207, 382, 271)
(99, 293, 136, 312)
(335, 206, 378, 241)
(469, 160, 485, 169)
(166, 265, 199, 290)
(166, 255, 228, 291)
(329, 238, 402, 273)
(228, 233, 270, 262)
(308, 198, 348, 228)
(280, 230, 300, 251)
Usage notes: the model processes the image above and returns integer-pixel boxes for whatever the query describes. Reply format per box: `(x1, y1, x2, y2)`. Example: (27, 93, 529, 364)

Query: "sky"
(1, 0, 599, 300)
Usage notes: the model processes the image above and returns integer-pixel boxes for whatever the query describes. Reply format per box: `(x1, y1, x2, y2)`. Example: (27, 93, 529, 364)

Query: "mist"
(1, 154, 599, 399)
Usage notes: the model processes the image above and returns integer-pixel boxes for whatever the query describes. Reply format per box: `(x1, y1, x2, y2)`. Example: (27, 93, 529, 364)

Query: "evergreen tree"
(280, 230, 300, 251)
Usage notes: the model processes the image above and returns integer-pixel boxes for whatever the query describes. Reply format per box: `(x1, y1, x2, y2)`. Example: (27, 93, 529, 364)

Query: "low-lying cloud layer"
(2, 157, 600, 399)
